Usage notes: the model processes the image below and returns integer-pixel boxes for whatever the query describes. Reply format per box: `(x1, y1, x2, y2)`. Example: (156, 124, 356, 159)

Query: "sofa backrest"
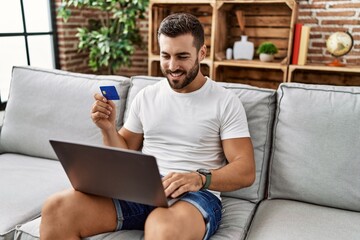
(268, 83, 360, 212)
(0, 66, 130, 159)
(218, 83, 276, 203)
(123, 76, 165, 122)
(124, 77, 277, 203)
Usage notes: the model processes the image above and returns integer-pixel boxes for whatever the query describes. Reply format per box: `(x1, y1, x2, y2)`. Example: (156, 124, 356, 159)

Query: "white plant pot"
(259, 53, 274, 62)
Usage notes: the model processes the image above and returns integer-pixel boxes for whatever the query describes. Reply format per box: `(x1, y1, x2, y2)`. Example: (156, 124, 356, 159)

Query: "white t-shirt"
(124, 77, 250, 198)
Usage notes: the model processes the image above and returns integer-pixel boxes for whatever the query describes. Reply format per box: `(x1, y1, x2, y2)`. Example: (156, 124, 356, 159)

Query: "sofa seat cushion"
(211, 197, 257, 240)
(0, 153, 70, 240)
(246, 199, 360, 240)
(0, 66, 130, 159)
(15, 197, 257, 240)
(269, 83, 360, 211)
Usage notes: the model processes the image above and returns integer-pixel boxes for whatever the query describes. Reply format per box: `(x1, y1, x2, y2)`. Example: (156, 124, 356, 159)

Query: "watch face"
(197, 168, 211, 175)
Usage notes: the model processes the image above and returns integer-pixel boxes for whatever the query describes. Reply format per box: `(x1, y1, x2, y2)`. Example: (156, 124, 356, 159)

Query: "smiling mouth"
(168, 71, 184, 78)
(169, 72, 184, 78)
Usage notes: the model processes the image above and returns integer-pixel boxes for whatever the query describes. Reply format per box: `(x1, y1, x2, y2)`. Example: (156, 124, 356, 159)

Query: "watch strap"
(197, 169, 211, 190)
(202, 174, 211, 190)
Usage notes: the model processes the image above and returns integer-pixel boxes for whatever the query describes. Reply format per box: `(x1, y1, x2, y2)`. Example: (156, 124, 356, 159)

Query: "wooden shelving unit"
(288, 64, 360, 86)
(148, 0, 298, 89)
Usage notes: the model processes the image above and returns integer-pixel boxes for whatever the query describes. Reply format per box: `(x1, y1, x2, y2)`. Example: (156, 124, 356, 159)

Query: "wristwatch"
(197, 168, 212, 190)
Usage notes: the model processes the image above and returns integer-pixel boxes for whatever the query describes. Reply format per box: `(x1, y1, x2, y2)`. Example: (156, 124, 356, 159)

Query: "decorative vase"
(233, 35, 254, 60)
(259, 53, 274, 62)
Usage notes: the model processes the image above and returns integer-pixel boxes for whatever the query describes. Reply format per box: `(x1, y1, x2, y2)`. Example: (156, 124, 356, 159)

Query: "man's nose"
(168, 58, 178, 72)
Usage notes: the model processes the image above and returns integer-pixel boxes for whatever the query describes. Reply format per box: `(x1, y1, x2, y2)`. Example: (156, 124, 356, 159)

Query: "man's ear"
(199, 44, 207, 61)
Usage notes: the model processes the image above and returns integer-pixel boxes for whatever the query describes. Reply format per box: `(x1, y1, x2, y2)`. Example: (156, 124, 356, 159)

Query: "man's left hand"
(162, 172, 204, 198)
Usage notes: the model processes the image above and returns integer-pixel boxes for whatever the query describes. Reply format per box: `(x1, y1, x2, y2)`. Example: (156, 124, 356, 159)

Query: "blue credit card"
(100, 86, 120, 100)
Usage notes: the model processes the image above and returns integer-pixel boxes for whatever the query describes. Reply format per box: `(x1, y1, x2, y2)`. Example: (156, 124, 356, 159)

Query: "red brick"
(322, 20, 360, 25)
(299, 3, 326, 9)
(57, 36, 78, 42)
(310, 34, 322, 39)
(311, 27, 348, 32)
(299, 19, 319, 24)
(353, 35, 360, 41)
(312, 42, 326, 48)
(346, 51, 360, 57)
(316, 11, 356, 17)
(330, 3, 360, 8)
(298, 11, 312, 17)
(308, 49, 323, 54)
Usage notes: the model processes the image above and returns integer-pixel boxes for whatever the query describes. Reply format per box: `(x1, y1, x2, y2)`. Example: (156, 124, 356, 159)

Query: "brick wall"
(297, 0, 360, 65)
(54, 0, 148, 76)
(55, 0, 360, 76)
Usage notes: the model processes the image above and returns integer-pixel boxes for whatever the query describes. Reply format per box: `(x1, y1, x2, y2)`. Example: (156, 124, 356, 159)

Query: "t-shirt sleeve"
(220, 94, 250, 140)
(123, 91, 144, 134)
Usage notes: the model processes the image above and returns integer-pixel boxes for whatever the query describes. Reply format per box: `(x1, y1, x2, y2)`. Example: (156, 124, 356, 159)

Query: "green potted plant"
(57, 0, 149, 74)
(257, 42, 278, 62)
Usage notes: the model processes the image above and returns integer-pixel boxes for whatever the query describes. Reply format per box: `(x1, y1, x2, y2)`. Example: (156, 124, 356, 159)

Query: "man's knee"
(42, 189, 79, 222)
(144, 202, 206, 240)
(144, 208, 180, 239)
(40, 190, 79, 239)
(41, 189, 117, 239)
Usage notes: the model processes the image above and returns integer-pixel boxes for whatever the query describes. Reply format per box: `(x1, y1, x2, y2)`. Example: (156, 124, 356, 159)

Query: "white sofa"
(1, 66, 359, 240)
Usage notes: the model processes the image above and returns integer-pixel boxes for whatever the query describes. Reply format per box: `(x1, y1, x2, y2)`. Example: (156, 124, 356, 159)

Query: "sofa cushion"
(14, 197, 257, 240)
(0, 66, 130, 159)
(219, 83, 276, 203)
(246, 199, 360, 240)
(269, 83, 360, 211)
(0, 153, 71, 240)
(211, 197, 257, 240)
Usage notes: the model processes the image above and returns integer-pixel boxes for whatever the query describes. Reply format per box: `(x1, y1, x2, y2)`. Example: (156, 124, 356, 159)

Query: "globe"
(326, 32, 353, 67)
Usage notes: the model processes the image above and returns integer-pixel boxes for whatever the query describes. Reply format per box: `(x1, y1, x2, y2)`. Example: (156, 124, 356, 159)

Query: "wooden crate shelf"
(214, 0, 297, 64)
(214, 62, 287, 89)
(288, 64, 360, 86)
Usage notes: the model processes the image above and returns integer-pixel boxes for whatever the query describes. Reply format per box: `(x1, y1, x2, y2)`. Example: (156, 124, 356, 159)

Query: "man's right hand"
(91, 93, 117, 131)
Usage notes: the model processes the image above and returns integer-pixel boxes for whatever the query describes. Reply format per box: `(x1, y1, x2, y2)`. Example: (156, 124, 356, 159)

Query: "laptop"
(50, 139, 177, 208)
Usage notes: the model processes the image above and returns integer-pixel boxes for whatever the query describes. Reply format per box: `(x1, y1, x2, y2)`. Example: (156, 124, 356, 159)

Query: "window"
(0, 0, 58, 106)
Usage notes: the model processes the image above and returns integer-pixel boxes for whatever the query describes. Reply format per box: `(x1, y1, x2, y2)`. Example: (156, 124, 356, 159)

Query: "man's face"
(159, 34, 203, 91)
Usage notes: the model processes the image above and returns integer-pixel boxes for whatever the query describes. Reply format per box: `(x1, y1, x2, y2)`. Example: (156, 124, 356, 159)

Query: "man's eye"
(161, 55, 170, 59)
(178, 56, 188, 59)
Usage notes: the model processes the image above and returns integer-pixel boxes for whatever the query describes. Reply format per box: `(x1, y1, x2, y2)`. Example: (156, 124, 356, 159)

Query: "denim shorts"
(112, 190, 222, 239)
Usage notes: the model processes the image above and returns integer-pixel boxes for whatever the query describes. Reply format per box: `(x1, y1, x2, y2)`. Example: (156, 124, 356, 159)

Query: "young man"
(40, 13, 255, 240)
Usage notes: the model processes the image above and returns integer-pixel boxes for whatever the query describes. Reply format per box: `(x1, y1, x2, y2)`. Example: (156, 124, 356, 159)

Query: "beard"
(161, 58, 200, 90)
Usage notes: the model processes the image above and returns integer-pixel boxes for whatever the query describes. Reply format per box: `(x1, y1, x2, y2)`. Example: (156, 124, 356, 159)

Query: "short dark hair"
(158, 13, 205, 51)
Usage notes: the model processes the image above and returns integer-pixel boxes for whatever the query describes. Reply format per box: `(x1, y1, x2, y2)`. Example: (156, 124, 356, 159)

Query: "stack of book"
(291, 23, 311, 65)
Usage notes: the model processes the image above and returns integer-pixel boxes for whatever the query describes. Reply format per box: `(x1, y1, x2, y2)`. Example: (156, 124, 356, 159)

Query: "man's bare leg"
(40, 189, 117, 240)
(144, 201, 206, 240)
